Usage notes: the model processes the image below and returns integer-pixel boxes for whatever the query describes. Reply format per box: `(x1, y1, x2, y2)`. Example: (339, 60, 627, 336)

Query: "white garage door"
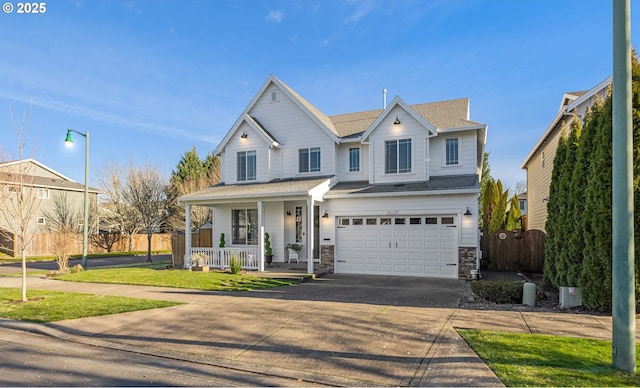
(335, 215, 458, 278)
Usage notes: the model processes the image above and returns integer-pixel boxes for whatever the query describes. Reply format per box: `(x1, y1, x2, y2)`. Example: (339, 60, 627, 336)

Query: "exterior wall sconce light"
(322, 210, 329, 218)
(240, 131, 248, 138)
(464, 207, 472, 216)
(393, 116, 401, 125)
(286, 210, 292, 216)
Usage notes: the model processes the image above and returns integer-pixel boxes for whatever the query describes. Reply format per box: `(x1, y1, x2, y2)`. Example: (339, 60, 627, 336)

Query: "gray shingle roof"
(325, 174, 479, 197)
(328, 98, 483, 138)
(1, 174, 99, 193)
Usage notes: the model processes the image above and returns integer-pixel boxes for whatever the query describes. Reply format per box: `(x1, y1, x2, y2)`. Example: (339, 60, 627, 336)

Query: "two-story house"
(179, 75, 487, 279)
(0, 159, 99, 256)
(521, 76, 611, 232)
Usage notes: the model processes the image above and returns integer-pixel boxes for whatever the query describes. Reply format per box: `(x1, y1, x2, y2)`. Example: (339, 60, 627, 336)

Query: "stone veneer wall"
(458, 247, 477, 280)
(320, 245, 334, 272)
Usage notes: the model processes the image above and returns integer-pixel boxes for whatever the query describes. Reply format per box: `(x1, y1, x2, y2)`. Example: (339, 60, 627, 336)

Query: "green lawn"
(55, 267, 295, 291)
(458, 329, 639, 387)
(0, 251, 171, 265)
(0, 288, 180, 322)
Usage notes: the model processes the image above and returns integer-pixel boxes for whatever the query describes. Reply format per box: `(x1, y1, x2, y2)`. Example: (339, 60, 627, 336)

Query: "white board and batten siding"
(335, 143, 369, 182)
(248, 85, 337, 179)
(428, 130, 478, 177)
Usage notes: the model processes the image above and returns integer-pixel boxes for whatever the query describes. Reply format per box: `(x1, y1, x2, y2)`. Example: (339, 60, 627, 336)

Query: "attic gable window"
(299, 147, 321, 173)
(237, 150, 256, 181)
(385, 139, 411, 174)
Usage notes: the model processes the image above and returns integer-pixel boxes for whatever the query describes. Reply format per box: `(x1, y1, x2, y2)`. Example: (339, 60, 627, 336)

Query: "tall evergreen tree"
(504, 194, 522, 231)
(566, 108, 598, 287)
(488, 180, 508, 233)
(579, 97, 613, 310)
(554, 119, 581, 286)
(479, 152, 492, 230)
(543, 132, 567, 285)
(166, 147, 221, 231)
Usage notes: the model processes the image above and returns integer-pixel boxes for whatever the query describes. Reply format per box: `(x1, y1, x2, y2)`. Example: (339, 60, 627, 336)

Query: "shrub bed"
(471, 280, 523, 304)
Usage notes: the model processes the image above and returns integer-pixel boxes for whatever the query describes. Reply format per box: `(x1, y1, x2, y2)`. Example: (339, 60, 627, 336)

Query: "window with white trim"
(36, 216, 46, 225)
(237, 150, 256, 181)
(445, 138, 459, 166)
(299, 147, 321, 173)
(232, 209, 258, 245)
(349, 147, 360, 172)
(37, 188, 49, 199)
(385, 138, 411, 174)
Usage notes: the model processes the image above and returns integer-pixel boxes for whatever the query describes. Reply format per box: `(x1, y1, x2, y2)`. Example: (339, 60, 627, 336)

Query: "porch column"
(211, 207, 215, 248)
(184, 203, 192, 268)
(258, 200, 264, 272)
(307, 197, 314, 274)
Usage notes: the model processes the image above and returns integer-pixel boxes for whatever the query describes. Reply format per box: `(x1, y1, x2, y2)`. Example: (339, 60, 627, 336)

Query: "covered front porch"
(178, 176, 335, 275)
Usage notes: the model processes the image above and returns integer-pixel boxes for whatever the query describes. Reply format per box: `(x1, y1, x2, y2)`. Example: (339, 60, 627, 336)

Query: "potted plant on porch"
(264, 232, 273, 267)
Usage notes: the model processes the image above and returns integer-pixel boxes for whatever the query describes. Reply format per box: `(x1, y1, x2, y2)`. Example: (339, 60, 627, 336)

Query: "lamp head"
(64, 130, 74, 148)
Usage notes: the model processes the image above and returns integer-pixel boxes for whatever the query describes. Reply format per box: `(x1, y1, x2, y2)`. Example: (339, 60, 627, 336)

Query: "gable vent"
(271, 90, 278, 102)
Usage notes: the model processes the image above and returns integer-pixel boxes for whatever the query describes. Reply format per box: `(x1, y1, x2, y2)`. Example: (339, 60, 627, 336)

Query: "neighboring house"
(0, 159, 99, 254)
(179, 75, 487, 279)
(521, 76, 611, 232)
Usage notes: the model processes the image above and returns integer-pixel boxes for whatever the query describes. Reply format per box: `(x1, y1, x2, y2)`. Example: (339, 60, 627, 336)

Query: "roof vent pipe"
(382, 88, 387, 109)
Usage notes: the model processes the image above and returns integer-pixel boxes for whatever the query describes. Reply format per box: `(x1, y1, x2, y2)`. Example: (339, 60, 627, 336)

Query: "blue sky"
(0, 0, 637, 191)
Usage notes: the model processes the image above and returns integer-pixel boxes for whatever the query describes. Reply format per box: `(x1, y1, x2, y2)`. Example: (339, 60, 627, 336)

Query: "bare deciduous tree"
(166, 174, 213, 231)
(123, 162, 168, 262)
(0, 104, 42, 301)
(44, 192, 80, 271)
(96, 161, 143, 252)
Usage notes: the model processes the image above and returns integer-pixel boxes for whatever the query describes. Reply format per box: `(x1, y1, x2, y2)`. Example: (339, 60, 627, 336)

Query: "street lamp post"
(65, 129, 90, 269)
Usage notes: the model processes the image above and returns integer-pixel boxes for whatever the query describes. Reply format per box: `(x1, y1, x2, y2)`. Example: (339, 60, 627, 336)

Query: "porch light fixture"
(286, 210, 291, 216)
(322, 210, 329, 218)
(464, 207, 472, 216)
(393, 116, 401, 125)
(240, 131, 248, 138)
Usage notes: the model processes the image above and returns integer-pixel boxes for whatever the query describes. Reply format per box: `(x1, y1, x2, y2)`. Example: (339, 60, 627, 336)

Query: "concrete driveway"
(0, 273, 501, 386)
(224, 273, 465, 308)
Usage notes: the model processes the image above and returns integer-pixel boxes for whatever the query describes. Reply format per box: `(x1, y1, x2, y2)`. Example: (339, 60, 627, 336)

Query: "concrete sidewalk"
(0, 276, 636, 386)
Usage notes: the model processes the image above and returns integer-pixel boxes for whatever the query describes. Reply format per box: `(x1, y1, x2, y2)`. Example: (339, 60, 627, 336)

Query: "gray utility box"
(559, 286, 582, 309)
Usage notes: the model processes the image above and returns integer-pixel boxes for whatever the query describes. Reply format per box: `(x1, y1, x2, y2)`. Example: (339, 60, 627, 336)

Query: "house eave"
(324, 188, 479, 199)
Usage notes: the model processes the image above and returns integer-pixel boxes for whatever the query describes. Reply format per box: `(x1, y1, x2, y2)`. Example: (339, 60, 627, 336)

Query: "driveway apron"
(0, 274, 504, 386)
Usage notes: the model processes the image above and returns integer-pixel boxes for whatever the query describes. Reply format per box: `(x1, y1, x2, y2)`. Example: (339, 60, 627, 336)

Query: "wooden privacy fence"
(481, 229, 546, 272)
(171, 231, 213, 267)
(0, 232, 172, 257)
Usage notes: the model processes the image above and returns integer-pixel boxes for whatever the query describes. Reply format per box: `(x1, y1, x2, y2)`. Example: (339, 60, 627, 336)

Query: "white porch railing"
(186, 247, 259, 270)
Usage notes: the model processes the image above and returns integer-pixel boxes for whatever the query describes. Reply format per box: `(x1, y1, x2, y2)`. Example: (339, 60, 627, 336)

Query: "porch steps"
(252, 265, 330, 283)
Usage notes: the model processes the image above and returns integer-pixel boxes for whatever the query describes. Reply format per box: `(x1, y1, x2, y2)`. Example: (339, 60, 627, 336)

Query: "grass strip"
(458, 329, 639, 387)
(0, 251, 171, 264)
(0, 288, 180, 322)
(55, 267, 295, 291)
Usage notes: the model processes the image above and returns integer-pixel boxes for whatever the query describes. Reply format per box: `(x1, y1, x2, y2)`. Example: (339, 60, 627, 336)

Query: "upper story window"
(385, 138, 411, 174)
(519, 199, 527, 212)
(237, 150, 256, 181)
(299, 147, 321, 173)
(37, 188, 49, 199)
(445, 138, 459, 166)
(349, 147, 360, 172)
